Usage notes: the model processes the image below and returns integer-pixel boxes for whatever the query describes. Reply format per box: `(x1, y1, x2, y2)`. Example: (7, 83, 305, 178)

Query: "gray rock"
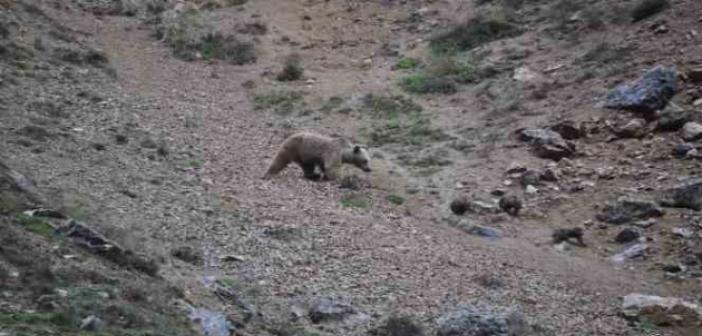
(436, 305, 528, 336)
(613, 118, 647, 138)
(687, 67, 702, 83)
(672, 143, 695, 158)
(520, 170, 541, 187)
(548, 120, 582, 140)
(525, 185, 538, 194)
(451, 196, 470, 215)
(467, 200, 501, 215)
(601, 66, 678, 116)
(540, 168, 559, 182)
(614, 228, 640, 244)
(517, 128, 575, 161)
(681, 122, 702, 141)
(610, 243, 648, 262)
(596, 198, 664, 224)
(55, 220, 159, 276)
(80, 315, 104, 331)
(170, 245, 203, 265)
(672, 227, 694, 238)
(660, 178, 702, 210)
(189, 308, 232, 336)
(498, 195, 521, 216)
(655, 110, 693, 132)
(622, 293, 702, 326)
(309, 297, 356, 323)
(450, 220, 503, 239)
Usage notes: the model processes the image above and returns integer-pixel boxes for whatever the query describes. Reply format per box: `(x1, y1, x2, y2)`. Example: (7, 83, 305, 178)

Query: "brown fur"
(263, 132, 370, 181)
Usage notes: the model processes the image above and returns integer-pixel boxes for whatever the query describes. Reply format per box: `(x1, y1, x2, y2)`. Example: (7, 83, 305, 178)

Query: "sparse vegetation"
(15, 213, 54, 236)
(254, 90, 305, 115)
(320, 96, 345, 113)
(630, 0, 670, 22)
(401, 73, 457, 94)
(276, 53, 304, 81)
(362, 94, 422, 119)
(576, 41, 631, 78)
(386, 194, 405, 205)
(159, 7, 256, 63)
(360, 94, 449, 146)
(396, 57, 419, 70)
(339, 193, 369, 209)
(429, 8, 521, 55)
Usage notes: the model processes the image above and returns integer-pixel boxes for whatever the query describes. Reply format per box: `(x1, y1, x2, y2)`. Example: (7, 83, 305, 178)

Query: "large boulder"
(622, 293, 702, 327)
(601, 66, 678, 116)
(596, 198, 664, 224)
(517, 128, 575, 161)
(660, 178, 702, 210)
(436, 305, 528, 336)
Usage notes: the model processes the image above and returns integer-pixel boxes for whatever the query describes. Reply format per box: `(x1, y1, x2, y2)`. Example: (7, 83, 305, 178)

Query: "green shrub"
(199, 32, 256, 64)
(385, 194, 406, 205)
(340, 193, 368, 209)
(401, 74, 457, 94)
(276, 53, 303, 81)
(254, 90, 305, 115)
(362, 94, 423, 119)
(15, 214, 53, 236)
(160, 8, 255, 63)
(429, 13, 520, 54)
(396, 57, 419, 70)
(631, 0, 670, 22)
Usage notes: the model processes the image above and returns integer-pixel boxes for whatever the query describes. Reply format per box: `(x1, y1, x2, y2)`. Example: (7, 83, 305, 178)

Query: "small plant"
(396, 57, 419, 70)
(15, 214, 53, 236)
(254, 90, 305, 115)
(276, 53, 304, 81)
(386, 194, 405, 205)
(630, 0, 670, 22)
(339, 193, 368, 209)
(319, 96, 344, 113)
(362, 94, 423, 119)
(429, 9, 520, 54)
(159, 8, 255, 63)
(401, 74, 457, 94)
(200, 32, 256, 64)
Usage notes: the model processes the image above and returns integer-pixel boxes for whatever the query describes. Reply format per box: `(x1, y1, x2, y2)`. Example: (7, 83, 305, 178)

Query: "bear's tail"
(262, 152, 290, 179)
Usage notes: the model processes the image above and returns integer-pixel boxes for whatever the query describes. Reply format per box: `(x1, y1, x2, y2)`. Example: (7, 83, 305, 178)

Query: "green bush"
(386, 194, 406, 205)
(401, 74, 457, 94)
(276, 53, 303, 81)
(362, 94, 423, 119)
(630, 0, 670, 22)
(429, 14, 520, 54)
(160, 8, 255, 64)
(200, 32, 256, 64)
(396, 57, 419, 70)
(254, 90, 305, 115)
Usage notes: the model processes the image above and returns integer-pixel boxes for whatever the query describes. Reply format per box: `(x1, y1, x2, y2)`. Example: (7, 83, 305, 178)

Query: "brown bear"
(263, 132, 371, 181)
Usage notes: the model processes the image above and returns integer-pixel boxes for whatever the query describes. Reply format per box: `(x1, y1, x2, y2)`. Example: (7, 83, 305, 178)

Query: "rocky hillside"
(1, 0, 702, 335)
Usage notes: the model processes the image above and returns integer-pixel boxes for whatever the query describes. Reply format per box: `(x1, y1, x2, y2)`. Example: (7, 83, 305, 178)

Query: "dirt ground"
(2, 0, 702, 335)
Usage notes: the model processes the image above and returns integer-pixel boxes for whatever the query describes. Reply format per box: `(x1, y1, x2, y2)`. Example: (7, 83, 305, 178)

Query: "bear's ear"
(353, 145, 361, 154)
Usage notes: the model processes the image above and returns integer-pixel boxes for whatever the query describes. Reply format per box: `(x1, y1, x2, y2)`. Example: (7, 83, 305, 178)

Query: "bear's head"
(344, 145, 372, 172)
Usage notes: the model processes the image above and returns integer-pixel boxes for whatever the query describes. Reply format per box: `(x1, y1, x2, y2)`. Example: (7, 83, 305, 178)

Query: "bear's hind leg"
(301, 162, 322, 181)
